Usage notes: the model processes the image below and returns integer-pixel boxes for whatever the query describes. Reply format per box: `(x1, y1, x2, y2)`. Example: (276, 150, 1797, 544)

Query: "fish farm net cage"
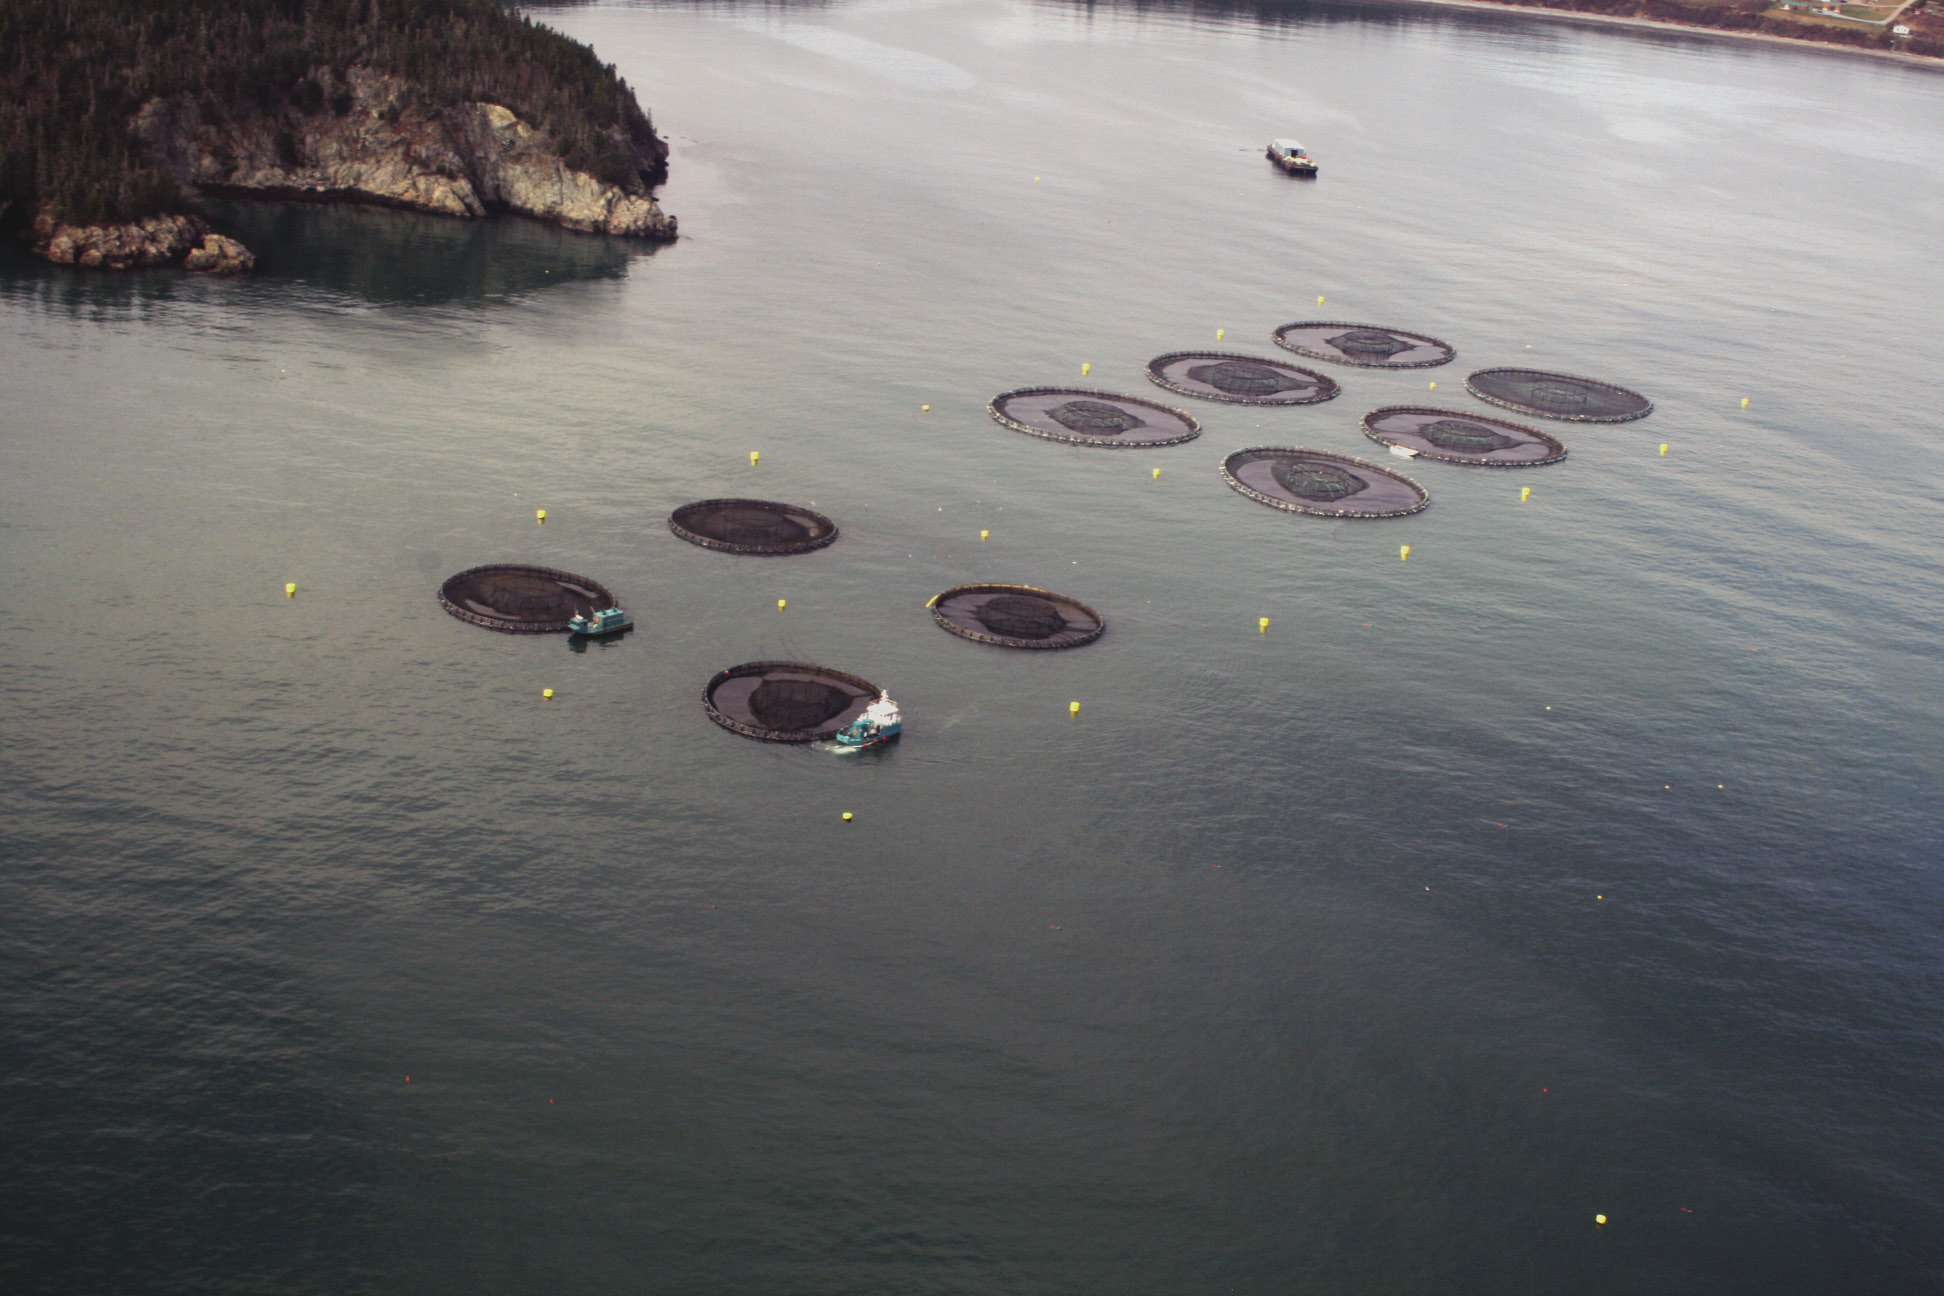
(1221, 447, 1430, 518)
(1363, 406, 1566, 468)
(988, 387, 1201, 448)
(669, 498, 839, 555)
(929, 584, 1105, 650)
(1464, 368, 1653, 423)
(1272, 321, 1455, 369)
(704, 661, 881, 742)
(1144, 352, 1340, 406)
(438, 564, 615, 633)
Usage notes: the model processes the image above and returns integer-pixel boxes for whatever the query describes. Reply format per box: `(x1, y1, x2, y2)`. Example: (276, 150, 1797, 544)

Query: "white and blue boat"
(832, 692, 902, 749)
(1266, 138, 1318, 176)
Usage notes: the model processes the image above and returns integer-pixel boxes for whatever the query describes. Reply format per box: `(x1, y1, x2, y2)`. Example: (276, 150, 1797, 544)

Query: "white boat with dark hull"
(1267, 138, 1318, 176)
(830, 692, 902, 750)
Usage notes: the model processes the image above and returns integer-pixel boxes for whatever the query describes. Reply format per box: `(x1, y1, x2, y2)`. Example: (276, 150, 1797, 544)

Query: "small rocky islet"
(0, 0, 677, 272)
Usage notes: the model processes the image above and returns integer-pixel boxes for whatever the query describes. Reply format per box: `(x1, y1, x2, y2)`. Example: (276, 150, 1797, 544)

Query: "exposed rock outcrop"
(137, 67, 676, 240)
(32, 209, 209, 269)
(183, 233, 255, 274)
(26, 209, 254, 273)
(465, 101, 674, 238)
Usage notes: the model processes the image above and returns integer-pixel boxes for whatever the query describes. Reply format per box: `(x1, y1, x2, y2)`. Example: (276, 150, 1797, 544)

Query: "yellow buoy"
(1317, 295, 1325, 305)
(1400, 544, 1411, 561)
(1740, 397, 1750, 408)
(842, 812, 854, 822)
(1520, 486, 1531, 501)
(1595, 1215, 1608, 1227)
(1215, 328, 1225, 341)
(285, 582, 296, 598)
(749, 451, 759, 465)
(1081, 362, 1090, 376)
(542, 688, 554, 700)
(536, 509, 546, 523)
(980, 529, 989, 541)
(777, 598, 786, 611)
(1069, 701, 1080, 716)
(1428, 381, 1437, 390)
(1152, 467, 1161, 478)
(1034, 176, 1041, 182)
(1660, 444, 1669, 456)
(1259, 617, 1270, 632)
(921, 404, 931, 412)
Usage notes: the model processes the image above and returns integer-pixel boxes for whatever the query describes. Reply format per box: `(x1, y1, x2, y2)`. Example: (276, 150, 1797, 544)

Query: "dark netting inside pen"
(930, 584, 1105, 650)
(1363, 406, 1566, 467)
(704, 661, 880, 742)
(669, 498, 839, 555)
(989, 387, 1201, 447)
(1145, 352, 1340, 405)
(1465, 368, 1653, 422)
(1221, 447, 1429, 518)
(438, 564, 614, 633)
(1272, 321, 1455, 369)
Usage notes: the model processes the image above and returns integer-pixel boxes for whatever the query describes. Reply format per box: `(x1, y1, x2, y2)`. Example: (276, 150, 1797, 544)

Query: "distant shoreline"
(1386, 0, 1944, 68)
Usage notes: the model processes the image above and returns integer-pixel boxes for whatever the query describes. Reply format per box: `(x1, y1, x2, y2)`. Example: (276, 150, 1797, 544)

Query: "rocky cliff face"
(27, 66, 675, 272)
(138, 69, 675, 241)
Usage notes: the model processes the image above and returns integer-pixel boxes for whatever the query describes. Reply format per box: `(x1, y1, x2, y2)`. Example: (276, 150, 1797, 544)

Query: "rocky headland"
(1, 0, 677, 274)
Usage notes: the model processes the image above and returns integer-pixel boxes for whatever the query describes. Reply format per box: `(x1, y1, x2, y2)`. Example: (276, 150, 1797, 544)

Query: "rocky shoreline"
(28, 210, 254, 273)
(1403, 0, 1943, 62)
(19, 66, 675, 274)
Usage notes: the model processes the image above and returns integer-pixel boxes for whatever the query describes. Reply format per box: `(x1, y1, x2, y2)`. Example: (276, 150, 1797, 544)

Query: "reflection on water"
(568, 631, 635, 654)
(1054, 0, 1767, 54)
(0, 239, 199, 321)
(1060, 0, 1427, 29)
(207, 199, 649, 304)
(0, 200, 653, 314)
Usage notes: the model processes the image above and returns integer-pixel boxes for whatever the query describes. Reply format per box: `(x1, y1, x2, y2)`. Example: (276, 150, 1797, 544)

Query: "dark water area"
(3, 1, 1942, 1292)
(209, 199, 649, 303)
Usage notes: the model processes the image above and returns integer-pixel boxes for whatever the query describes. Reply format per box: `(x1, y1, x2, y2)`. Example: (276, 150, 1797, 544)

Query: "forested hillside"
(0, 0, 665, 226)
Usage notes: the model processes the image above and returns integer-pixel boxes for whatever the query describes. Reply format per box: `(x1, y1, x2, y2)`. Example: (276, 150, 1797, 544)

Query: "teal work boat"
(832, 693, 902, 749)
(567, 606, 632, 637)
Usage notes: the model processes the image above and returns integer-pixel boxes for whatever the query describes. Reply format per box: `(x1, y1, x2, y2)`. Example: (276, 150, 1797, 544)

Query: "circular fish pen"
(1465, 368, 1653, 423)
(669, 498, 839, 555)
(1144, 352, 1340, 405)
(988, 387, 1200, 448)
(704, 661, 882, 743)
(1272, 321, 1454, 369)
(1221, 447, 1429, 518)
(438, 564, 615, 633)
(1362, 406, 1566, 468)
(929, 584, 1105, 650)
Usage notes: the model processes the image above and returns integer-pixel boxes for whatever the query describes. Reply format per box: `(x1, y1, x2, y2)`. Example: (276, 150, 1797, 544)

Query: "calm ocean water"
(2, 1, 1941, 1290)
